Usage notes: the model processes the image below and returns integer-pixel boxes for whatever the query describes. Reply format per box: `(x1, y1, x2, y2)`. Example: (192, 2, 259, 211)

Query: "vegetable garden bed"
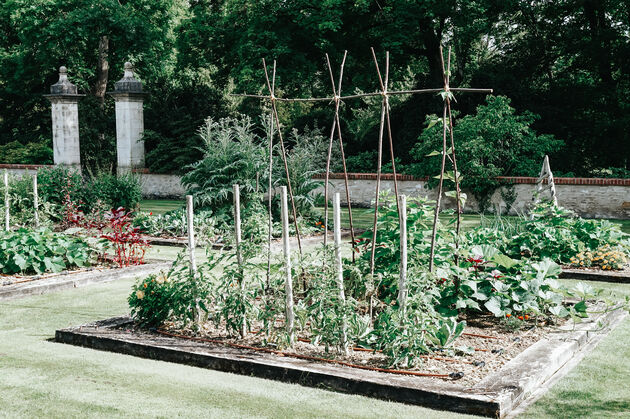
(56, 305, 627, 418)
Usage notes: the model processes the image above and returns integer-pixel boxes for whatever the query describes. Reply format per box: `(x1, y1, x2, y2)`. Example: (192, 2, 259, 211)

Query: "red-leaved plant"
(101, 207, 150, 267)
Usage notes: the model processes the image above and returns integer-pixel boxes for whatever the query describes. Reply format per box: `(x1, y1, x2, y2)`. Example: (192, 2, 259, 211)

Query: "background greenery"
(1, 0, 628, 178)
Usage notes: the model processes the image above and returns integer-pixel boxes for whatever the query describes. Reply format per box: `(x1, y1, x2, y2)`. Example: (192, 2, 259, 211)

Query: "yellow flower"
(136, 290, 145, 300)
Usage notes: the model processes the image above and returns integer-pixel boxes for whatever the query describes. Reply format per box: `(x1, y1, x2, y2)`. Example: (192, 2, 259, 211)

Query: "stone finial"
(114, 62, 143, 93)
(50, 66, 78, 95)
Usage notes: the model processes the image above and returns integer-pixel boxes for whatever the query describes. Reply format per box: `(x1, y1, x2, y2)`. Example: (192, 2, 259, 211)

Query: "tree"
(409, 96, 564, 211)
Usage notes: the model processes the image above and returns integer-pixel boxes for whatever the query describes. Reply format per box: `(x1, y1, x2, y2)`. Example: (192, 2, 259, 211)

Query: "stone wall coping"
(314, 173, 630, 186)
(0, 164, 54, 170)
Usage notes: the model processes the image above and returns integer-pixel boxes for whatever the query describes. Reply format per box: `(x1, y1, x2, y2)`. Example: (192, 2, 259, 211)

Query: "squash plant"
(0, 228, 105, 274)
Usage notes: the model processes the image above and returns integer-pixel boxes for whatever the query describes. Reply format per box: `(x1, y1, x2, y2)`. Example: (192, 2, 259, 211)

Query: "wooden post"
(4, 170, 9, 231)
(333, 193, 349, 354)
(398, 194, 407, 314)
(33, 173, 39, 227)
(186, 195, 196, 276)
(280, 186, 295, 344)
(233, 184, 246, 338)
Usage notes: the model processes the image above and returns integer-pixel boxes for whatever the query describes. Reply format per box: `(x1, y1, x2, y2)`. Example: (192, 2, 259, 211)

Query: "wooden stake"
(280, 186, 295, 344)
(186, 195, 197, 276)
(33, 173, 39, 227)
(398, 194, 407, 314)
(333, 192, 349, 354)
(4, 170, 9, 232)
(233, 184, 245, 337)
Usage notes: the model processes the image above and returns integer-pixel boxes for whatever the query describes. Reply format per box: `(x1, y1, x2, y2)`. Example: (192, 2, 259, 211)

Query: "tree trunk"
(95, 35, 109, 107)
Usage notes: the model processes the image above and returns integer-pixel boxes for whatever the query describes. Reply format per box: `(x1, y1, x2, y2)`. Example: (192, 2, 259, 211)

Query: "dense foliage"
(37, 167, 142, 214)
(129, 197, 627, 367)
(0, 228, 104, 274)
(409, 96, 564, 208)
(1, 1, 628, 175)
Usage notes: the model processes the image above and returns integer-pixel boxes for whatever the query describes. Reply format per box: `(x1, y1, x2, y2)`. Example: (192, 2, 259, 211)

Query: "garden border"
(559, 268, 630, 284)
(54, 306, 626, 418)
(0, 261, 171, 301)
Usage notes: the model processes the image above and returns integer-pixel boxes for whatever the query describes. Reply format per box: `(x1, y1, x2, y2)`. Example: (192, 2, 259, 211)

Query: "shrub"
(36, 166, 141, 213)
(0, 140, 53, 164)
(129, 254, 214, 328)
(101, 208, 149, 267)
(83, 172, 142, 211)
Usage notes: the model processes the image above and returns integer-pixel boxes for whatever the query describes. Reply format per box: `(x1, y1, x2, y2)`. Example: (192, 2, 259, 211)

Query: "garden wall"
(313, 174, 630, 220)
(1, 165, 628, 219)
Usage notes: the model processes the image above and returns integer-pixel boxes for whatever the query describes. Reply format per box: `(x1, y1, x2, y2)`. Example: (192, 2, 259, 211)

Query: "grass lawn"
(1, 245, 628, 418)
(0, 278, 477, 419)
(139, 199, 183, 214)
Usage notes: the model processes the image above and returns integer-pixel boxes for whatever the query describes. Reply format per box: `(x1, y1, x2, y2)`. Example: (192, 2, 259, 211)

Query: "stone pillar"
(44, 66, 84, 169)
(109, 62, 145, 174)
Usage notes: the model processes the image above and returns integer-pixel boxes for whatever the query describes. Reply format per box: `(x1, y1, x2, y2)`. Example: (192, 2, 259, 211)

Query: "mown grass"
(523, 279, 630, 418)
(1, 248, 628, 418)
(0, 278, 477, 419)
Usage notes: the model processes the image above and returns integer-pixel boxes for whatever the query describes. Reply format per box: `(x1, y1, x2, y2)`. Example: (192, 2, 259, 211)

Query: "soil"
(156, 312, 568, 387)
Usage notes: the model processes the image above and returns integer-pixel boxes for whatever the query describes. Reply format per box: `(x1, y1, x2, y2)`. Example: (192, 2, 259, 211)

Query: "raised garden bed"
(0, 261, 171, 301)
(55, 305, 627, 418)
(560, 265, 630, 283)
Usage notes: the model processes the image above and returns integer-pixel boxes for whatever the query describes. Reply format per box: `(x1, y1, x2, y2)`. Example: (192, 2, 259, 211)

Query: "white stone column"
(44, 67, 83, 169)
(109, 62, 145, 174)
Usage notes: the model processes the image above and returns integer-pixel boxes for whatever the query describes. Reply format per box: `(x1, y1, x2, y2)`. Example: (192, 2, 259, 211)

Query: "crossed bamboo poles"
(236, 47, 492, 286)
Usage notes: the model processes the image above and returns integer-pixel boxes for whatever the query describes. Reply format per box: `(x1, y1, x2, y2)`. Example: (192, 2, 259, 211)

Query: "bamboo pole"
(324, 51, 357, 260)
(4, 170, 9, 232)
(262, 59, 303, 256)
(233, 184, 246, 338)
(33, 173, 39, 227)
(368, 61, 387, 321)
(398, 194, 407, 314)
(333, 192, 349, 355)
(266, 110, 274, 289)
(440, 46, 463, 268)
(428, 104, 449, 272)
(280, 186, 295, 344)
(230, 87, 493, 102)
(371, 49, 400, 218)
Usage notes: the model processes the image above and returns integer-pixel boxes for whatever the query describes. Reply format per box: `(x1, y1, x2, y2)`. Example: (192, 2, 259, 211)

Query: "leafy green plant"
(0, 228, 105, 274)
(133, 208, 216, 240)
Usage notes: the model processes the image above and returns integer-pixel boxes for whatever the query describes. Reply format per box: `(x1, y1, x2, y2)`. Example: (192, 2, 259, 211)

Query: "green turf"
(0, 279, 478, 419)
(523, 279, 630, 418)
(139, 199, 183, 214)
(1, 249, 629, 418)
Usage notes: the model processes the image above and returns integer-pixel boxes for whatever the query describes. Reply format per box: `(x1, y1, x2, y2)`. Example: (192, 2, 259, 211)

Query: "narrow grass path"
(522, 280, 630, 418)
